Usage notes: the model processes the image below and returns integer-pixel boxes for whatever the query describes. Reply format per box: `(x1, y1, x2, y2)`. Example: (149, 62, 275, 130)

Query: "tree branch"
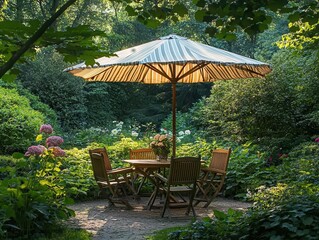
(0, 0, 77, 78)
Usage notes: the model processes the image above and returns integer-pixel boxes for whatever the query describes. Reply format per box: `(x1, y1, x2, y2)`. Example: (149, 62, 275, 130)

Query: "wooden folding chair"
(149, 156, 201, 218)
(89, 147, 136, 209)
(194, 148, 231, 208)
(129, 148, 157, 194)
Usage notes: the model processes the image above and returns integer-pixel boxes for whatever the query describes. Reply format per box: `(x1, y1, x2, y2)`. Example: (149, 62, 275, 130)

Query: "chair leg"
(161, 190, 170, 218)
(186, 188, 197, 216)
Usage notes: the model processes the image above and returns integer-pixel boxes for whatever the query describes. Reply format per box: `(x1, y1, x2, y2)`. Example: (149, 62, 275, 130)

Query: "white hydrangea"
(178, 131, 184, 136)
(131, 131, 138, 137)
(185, 130, 191, 135)
(111, 129, 118, 135)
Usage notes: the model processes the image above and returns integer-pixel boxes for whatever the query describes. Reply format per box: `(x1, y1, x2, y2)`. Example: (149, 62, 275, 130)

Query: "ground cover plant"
(0, 125, 74, 239)
(157, 140, 319, 240)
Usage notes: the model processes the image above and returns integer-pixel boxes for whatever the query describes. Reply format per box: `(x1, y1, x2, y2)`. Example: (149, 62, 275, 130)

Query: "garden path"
(68, 197, 251, 240)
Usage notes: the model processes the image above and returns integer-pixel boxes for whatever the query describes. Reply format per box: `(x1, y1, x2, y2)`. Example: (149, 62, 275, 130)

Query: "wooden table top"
(123, 159, 171, 168)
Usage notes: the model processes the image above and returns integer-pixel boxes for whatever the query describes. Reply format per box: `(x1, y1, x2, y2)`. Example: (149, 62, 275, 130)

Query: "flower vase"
(157, 154, 168, 161)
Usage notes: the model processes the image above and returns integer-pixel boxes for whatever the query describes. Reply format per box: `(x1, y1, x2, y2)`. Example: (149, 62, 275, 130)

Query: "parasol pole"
(172, 81, 177, 158)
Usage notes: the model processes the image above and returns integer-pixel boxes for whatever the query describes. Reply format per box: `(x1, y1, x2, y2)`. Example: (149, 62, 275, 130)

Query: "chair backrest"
(129, 148, 156, 160)
(209, 148, 231, 172)
(89, 152, 109, 182)
(168, 157, 201, 185)
(89, 147, 112, 171)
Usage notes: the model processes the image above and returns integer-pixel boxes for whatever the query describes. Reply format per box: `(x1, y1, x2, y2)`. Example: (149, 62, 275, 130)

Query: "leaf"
(145, 19, 161, 29)
(205, 26, 218, 37)
(84, 57, 96, 67)
(288, 12, 300, 22)
(301, 216, 313, 225)
(194, 0, 206, 8)
(282, 222, 297, 232)
(173, 3, 188, 17)
(39, 180, 50, 186)
(12, 152, 24, 159)
(213, 209, 226, 219)
(1, 73, 16, 83)
(195, 10, 205, 22)
(270, 235, 282, 240)
(64, 197, 75, 205)
(225, 33, 236, 41)
(125, 5, 137, 16)
(268, 0, 288, 12)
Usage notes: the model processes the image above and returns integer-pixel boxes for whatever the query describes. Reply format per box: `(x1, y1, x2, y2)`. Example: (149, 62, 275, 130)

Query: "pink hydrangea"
(39, 124, 53, 134)
(49, 147, 66, 157)
(25, 145, 46, 157)
(154, 134, 161, 140)
(46, 136, 64, 147)
(315, 138, 319, 143)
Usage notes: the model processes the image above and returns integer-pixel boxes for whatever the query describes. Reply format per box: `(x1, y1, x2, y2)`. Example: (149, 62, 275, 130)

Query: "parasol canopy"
(66, 34, 272, 157)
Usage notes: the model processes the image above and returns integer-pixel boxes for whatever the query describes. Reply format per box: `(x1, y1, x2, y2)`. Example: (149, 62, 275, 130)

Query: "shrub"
(18, 48, 87, 131)
(0, 125, 74, 239)
(62, 145, 99, 200)
(167, 140, 319, 239)
(0, 81, 61, 133)
(0, 87, 45, 154)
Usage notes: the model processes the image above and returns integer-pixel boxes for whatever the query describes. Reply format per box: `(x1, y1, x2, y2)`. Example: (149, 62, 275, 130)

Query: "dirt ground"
(68, 197, 251, 240)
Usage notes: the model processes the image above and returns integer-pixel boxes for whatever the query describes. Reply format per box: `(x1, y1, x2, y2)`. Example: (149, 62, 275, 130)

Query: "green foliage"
(0, 3, 108, 77)
(0, 145, 75, 238)
(168, 194, 319, 240)
(62, 145, 99, 200)
(239, 195, 319, 240)
(0, 86, 45, 154)
(33, 227, 91, 240)
(166, 140, 319, 239)
(224, 143, 269, 199)
(195, 48, 319, 151)
(18, 48, 87, 131)
(108, 137, 144, 167)
(0, 80, 61, 132)
(146, 226, 187, 240)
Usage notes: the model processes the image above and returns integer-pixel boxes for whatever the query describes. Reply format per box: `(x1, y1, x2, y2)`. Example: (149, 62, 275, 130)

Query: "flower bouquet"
(150, 134, 171, 160)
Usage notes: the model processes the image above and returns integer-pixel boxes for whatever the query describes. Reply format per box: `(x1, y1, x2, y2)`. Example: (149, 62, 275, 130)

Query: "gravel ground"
(68, 197, 251, 240)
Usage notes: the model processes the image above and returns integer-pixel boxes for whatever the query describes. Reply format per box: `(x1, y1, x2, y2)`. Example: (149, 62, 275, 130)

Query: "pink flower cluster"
(25, 145, 47, 157)
(150, 134, 171, 156)
(49, 146, 66, 157)
(39, 124, 53, 134)
(315, 138, 319, 143)
(25, 124, 66, 158)
(46, 136, 64, 147)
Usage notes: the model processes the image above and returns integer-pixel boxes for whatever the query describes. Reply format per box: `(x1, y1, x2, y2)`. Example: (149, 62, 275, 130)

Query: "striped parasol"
(66, 34, 272, 157)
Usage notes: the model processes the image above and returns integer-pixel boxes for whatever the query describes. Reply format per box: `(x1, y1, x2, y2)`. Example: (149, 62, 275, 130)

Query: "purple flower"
(25, 145, 46, 157)
(46, 136, 64, 147)
(39, 124, 53, 134)
(49, 147, 66, 157)
(315, 138, 319, 143)
(37, 145, 47, 153)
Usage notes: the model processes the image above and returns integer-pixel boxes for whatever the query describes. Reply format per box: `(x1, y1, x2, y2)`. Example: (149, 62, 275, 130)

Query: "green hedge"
(0, 87, 45, 154)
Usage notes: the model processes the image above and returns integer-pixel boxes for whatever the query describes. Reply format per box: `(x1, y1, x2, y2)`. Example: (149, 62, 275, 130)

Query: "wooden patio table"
(124, 159, 171, 209)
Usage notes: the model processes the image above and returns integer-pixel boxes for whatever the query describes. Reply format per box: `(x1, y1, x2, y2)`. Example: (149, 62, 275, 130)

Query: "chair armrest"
(107, 167, 133, 174)
(153, 172, 168, 183)
(201, 167, 226, 175)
